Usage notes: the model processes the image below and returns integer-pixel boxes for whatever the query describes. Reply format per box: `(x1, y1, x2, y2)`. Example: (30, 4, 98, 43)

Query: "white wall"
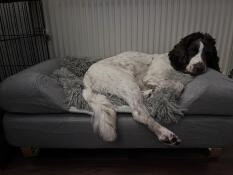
(42, 0, 233, 74)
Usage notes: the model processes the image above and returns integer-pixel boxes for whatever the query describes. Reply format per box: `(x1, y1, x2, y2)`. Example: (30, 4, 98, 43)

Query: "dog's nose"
(192, 62, 206, 75)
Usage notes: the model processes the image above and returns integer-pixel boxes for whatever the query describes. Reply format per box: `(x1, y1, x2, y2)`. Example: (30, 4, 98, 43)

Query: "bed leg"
(208, 148, 223, 158)
(20, 147, 40, 157)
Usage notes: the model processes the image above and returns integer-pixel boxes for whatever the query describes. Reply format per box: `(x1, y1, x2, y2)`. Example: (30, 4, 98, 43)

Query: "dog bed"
(0, 58, 233, 118)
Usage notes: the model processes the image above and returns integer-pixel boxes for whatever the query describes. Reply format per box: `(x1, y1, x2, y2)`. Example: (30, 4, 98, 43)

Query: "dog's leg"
(144, 79, 184, 97)
(83, 88, 117, 142)
(126, 92, 181, 145)
(107, 74, 181, 145)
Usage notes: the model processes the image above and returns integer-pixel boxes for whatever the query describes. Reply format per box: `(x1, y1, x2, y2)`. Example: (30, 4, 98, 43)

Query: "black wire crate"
(0, 0, 49, 81)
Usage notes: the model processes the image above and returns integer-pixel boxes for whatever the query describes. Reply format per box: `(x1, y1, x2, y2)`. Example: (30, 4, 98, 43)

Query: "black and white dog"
(82, 32, 220, 145)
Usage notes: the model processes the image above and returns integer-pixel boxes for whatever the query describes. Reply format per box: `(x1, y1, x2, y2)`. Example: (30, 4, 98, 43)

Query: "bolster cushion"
(179, 69, 233, 115)
(0, 59, 68, 113)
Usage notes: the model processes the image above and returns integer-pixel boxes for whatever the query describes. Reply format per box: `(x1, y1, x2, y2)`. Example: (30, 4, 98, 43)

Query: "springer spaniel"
(82, 32, 220, 145)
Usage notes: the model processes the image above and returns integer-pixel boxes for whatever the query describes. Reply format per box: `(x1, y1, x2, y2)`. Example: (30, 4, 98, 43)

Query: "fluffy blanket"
(51, 57, 193, 123)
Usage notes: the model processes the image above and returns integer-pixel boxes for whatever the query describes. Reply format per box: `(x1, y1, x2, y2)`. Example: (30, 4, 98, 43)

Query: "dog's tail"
(82, 88, 117, 142)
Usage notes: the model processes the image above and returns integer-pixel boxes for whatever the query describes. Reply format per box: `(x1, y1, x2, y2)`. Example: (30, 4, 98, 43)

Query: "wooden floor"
(1, 148, 233, 175)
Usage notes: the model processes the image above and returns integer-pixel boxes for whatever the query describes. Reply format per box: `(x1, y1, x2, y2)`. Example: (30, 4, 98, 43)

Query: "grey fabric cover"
(0, 59, 68, 113)
(0, 59, 233, 115)
(3, 113, 233, 148)
(179, 69, 233, 115)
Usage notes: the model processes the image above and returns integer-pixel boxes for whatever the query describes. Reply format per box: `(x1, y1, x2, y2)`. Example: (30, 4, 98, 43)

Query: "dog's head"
(168, 32, 220, 75)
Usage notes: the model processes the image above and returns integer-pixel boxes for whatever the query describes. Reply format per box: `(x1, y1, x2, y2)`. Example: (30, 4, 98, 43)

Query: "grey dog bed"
(1, 58, 233, 120)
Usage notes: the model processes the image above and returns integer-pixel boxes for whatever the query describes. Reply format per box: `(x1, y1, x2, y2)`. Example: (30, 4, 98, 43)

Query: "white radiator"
(42, 0, 233, 74)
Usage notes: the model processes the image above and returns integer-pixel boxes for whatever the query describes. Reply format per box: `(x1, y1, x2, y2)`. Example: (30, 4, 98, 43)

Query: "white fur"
(186, 41, 204, 72)
(82, 51, 182, 144)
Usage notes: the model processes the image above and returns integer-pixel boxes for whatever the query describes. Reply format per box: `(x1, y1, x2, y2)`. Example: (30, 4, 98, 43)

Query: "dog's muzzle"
(185, 62, 207, 76)
(192, 62, 206, 75)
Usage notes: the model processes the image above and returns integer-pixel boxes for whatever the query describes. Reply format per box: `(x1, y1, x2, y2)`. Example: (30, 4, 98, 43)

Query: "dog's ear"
(203, 33, 216, 46)
(203, 33, 220, 72)
(168, 43, 188, 71)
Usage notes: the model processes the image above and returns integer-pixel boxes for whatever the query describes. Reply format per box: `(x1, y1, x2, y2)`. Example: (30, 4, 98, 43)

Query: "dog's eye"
(190, 47, 198, 52)
(188, 47, 198, 55)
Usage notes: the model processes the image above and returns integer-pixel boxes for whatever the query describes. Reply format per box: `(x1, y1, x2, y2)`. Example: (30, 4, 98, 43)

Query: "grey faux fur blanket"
(51, 57, 193, 123)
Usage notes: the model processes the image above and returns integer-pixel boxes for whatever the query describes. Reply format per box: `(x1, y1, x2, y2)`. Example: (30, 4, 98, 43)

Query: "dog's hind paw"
(158, 128, 181, 145)
(99, 127, 117, 142)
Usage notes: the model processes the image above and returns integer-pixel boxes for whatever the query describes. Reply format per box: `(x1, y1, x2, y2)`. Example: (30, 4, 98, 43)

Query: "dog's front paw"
(173, 82, 184, 96)
(158, 127, 181, 145)
(143, 89, 153, 97)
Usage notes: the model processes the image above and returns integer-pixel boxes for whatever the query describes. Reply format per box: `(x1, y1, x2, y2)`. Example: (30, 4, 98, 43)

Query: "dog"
(82, 32, 220, 145)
